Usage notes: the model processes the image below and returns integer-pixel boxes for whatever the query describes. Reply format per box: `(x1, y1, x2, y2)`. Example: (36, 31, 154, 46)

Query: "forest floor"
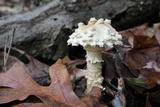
(0, 0, 160, 107)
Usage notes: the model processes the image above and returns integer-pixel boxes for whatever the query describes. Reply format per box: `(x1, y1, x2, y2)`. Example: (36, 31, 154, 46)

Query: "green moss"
(30, 43, 44, 54)
(22, 41, 51, 57)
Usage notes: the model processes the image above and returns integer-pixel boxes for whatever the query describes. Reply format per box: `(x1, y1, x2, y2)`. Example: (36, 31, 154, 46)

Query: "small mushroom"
(67, 17, 123, 93)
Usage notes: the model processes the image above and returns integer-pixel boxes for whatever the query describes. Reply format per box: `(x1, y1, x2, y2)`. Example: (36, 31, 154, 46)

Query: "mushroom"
(67, 17, 123, 93)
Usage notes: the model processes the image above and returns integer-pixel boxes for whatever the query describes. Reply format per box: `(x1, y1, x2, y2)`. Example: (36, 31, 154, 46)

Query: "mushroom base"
(84, 45, 104, 93)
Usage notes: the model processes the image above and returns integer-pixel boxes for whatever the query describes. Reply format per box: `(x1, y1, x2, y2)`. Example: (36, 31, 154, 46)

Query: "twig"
(3, 28, 15, 71)
(11, 47, 26, 55)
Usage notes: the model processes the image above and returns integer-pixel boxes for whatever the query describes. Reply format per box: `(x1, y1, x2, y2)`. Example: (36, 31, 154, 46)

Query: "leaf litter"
(0, 53, 107, 107)
(1, 22, 160, 106)
(0, 60, 86, 107)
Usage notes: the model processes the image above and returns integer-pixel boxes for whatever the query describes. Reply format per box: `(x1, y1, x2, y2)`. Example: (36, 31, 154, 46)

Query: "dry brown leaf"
(12, 88, 108, 107)
(139, 68, 160, 89)
(0, 59, 87, 107)
(143, 60, 160, 72)
(80, 87, 108, 107)
(25, 54, 50, 86)
(62, 56, 87, 97)
(119, 30, 133, 47)
(124, 47, 160, 77)
(119, 24, 147, 47)
(62, 56, 86, 80)
(62, 56, 76, 64)
(48, 59, 86, 106)
(0, 63, 43, 104)
(124, 50, 147, 76)
(132, 35, 159, 49)
(0, 51, 50, 86)
(120, 24, 159, 49)
(12, 103, 53, 107)
(139, 47, 160, 60)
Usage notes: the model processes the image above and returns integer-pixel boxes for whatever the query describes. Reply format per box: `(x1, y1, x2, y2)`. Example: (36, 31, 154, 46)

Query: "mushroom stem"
(84, 45, 104, 93)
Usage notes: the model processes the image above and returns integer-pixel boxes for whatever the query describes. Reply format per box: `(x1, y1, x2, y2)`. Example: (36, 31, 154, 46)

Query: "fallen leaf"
(0, 63, 43, 104)
(62, 56, 86, 81)
(0, 59, 86, 107)
(0, 51, 50, 86)
(114, 50, 136, 78)
(25, 54, 50, 86)
(120, 24, 159, 49)
(62, 56, 87, 97)
(119, 30, 133, 47)
(139, 68, 160, 89)
(62, 56, 76, 64)
(139, 47, 160, 60)
(12, 103, 53, 107)
(124, 50, 147, 76)
(132, 35, 159, 49)
(143, 60, 160, 72)
(130, 24, 147, 35)
(124, 47, 160, 77)
(80, 87, 108, 107)
(48, 59, 85, 106)
(119, 24, 147, 47)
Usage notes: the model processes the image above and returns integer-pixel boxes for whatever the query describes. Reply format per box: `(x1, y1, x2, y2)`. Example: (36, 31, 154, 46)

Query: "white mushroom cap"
(67, 17, 123, 47)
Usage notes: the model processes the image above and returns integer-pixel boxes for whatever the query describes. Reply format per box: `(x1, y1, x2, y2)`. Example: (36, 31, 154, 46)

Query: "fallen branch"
(0, 0, 159, 60)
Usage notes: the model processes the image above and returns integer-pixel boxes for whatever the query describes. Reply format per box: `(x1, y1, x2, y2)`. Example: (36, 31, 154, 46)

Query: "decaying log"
(0, 0, 160, 60)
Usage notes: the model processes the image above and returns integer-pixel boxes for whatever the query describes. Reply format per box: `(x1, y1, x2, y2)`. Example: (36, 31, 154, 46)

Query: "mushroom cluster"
(68, 17, 123, 93)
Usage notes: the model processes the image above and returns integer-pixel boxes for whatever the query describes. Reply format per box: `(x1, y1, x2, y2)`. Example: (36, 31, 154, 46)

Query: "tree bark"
(0, 0, 159, 60)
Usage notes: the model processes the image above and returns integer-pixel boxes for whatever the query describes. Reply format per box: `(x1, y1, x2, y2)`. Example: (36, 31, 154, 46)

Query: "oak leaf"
(0, 59, 86, 107)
